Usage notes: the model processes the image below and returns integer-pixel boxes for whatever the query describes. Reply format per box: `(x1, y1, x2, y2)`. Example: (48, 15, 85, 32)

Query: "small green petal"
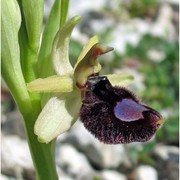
(106, 74, 134, 87)
(34, 90, 81, 143)
(74, 36, 113, 87)
(52, 16, 81, 75)
(27, 75, 73, 93)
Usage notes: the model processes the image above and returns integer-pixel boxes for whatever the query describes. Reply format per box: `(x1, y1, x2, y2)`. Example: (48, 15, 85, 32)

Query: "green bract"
(27, 17, 134, 144)
(2, 0, 31, 114)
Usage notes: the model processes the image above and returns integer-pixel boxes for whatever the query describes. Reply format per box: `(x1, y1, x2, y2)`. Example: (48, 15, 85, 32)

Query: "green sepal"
(34, 90, 81, 144)
(52, 16, 81, 75)
(27, 75, 73, 93)
(106, 74, 134, 86)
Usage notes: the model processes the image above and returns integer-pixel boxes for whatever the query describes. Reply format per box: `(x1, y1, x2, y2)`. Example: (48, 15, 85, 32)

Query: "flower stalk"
(2, 0, 70, 179)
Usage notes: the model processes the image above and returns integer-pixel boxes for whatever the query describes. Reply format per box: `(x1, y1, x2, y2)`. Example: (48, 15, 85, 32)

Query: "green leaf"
(60, 0, 69, 27)
(38, 0, 62, 77)
(21, 0, 44, 51)
(34, 90, 81, 143)
(74, 36, 113, 87)
(52, 16, 81, 75)
(17, 1, 42, 107)
(2, 0, 31, 114)
(106, 74, 134, 87)
(27, 75, 73, 93)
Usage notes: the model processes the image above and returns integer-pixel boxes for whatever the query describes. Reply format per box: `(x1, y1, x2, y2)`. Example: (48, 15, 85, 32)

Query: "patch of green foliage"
(124, 34, 179, 145)
(121, 0, 159, 18)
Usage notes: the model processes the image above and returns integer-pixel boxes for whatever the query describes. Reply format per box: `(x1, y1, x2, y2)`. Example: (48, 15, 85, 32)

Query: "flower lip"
(80, 75, 164, 144)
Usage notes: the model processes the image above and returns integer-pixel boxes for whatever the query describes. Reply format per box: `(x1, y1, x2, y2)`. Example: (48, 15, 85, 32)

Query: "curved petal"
(52, 16, 81, 75)
(74, 36, 113, 87)
(27, 75, 73, 93)
(38, 0, 62, 77)
(74, 36, 99, 69)
(34, 90, 81, 143)
(105, 74, 134, 87)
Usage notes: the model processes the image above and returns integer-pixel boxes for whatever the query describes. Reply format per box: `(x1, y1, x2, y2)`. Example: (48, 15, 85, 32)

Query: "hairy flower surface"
(80, 75, 164, 144)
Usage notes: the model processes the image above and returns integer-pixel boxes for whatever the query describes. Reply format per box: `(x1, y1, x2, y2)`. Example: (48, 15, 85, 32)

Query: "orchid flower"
(27, 16, 134, 143)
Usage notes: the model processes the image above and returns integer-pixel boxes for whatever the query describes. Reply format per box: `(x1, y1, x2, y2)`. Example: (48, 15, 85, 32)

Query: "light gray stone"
(56, 144, 94, 179)
(110, 22, 143, 53)
(135, 165, 158, 180)
(64, 121, 126, 168)
(1, 174, 16, 180)
(100, 144, 126, 168)
(154, 144, 179, 180)
(79, 11, 115, 37)
(60, 178, 73, 180)
(63, 121, 103, 167)
(154, 145, 179, 162)
(44, 0, 53, 19)
(2, 110, 26, 139)
(56, 166, 74, 180)
(101, 170, 127, 180)
(1, 135, 35, 179)
(58, 175, 74, 180)
(1, 175, 8, 180)
(159, 0, 179, 6)
(147, 49, 166, 63)
(150, 3, 176, 41)
(69, 0, 105, 17)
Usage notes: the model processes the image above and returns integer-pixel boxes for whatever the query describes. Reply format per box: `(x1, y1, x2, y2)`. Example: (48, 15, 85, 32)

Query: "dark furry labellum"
(80, 75, 164, 144)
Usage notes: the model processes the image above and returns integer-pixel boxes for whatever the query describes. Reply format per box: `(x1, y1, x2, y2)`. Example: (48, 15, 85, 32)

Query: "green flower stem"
(3, 0, 70, 179)
(23, 111, 58, 180)
(18, 23, 39, 83)
(18, 95, 58, 180)
(23, 1, 70, 179)
(5, 89, 58, 179)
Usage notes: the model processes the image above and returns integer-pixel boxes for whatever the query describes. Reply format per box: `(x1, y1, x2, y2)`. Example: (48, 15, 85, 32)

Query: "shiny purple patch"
(114, 99, 147, 122)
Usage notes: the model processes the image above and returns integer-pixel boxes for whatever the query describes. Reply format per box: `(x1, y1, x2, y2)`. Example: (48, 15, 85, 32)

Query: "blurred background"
(1, 0, 179, 180)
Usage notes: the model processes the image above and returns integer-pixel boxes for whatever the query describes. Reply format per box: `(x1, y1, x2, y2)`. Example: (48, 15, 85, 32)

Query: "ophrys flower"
(28, 16, 163, 144)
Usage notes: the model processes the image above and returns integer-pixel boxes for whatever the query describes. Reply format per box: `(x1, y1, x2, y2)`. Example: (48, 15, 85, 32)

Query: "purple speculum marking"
(114, 98, 148, 122)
